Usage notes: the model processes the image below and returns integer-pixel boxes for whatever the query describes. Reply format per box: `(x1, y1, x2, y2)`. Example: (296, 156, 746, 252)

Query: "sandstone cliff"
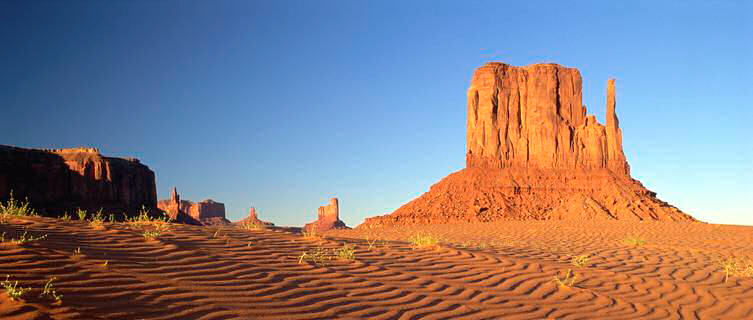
(0, 145, 157, 216)
(359, 62, 694, 228)
(157, 187, 230, 225)
(466, 63, 629, 174)
(304, 198, 349, 232)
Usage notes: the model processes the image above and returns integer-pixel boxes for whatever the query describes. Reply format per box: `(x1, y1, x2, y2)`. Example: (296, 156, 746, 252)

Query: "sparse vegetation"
(108, 213, 116, 223)
(40, 277, 63, 303)
(408, 233, 440, 249)
(0, 192, 37, 217)
(72, 247, 82, 258)
(553, 269, 578, 288)
(298, 247, 332, 265)
(89, 209, 105, 228)
(61, 212, 71, 221)
(2, 275, 31, 301)
(240, 220, 263, 231)
(365, 236, 386, 251)
(302, 227, 319, 239)
(718, 257, 753, 283)
(1, 230, 48, 244)
(76, 208, 87, 221)
(334, 244, 355, 261)
(571, 255, 590, 268)
(622, 235, 646, 246)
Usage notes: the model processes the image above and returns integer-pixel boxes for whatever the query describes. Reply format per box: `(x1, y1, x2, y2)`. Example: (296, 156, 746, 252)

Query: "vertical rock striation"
(465, 63, 629, 175)
(359, 62, 694, 228)
(0, 145, 157, 216)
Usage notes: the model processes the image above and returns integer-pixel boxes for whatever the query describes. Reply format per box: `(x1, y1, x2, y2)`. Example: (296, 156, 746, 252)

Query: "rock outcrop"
(157, 187, 230, 225)
(0, 145, 157, 217)
(304, 198, 349, 232)
(359, 62, 694, 228)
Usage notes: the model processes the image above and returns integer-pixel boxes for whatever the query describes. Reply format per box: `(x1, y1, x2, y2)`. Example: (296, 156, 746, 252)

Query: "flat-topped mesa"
(466, 62, 629, 175)
(0, 145, 157, 217)
(304, 198, 349, 232)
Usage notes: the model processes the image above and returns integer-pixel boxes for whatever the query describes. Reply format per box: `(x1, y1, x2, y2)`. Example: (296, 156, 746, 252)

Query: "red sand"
(1, 216, 753, 319)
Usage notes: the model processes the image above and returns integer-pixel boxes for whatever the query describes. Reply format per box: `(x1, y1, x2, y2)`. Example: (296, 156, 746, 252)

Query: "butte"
(360, 62, 694, 228)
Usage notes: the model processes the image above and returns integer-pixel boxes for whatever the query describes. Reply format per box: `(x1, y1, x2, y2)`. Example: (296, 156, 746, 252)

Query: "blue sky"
(1, 1, 751, 226)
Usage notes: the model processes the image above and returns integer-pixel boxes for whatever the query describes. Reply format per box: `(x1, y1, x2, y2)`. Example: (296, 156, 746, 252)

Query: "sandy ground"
(1, 217, 752, 319)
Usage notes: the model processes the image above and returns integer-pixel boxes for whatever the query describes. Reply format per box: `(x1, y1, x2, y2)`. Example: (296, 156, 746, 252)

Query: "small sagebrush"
(571, 255, 590, 268)
(301, 227, 319, 239)
(622, 235, 646, 246)
(1, 275, 31, 301)
(718, 257, 753, 283)
(40, 277, 63, 303)
(1, 230, 48, 244)
(61, 212, 71, 221)
(553, 269, 578, 288)
(408, 233, 440, 249)
(334, 244, 355, 261)
(298, 247, 332, 265)
(89, 209, 105, 228)
(76, 208, 87, 221)
(0, 192, 37, 217)
(240, 220, 263, 231)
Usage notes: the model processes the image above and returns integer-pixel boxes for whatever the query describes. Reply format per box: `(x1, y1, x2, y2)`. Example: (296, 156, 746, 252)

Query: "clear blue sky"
(1, 1, 751, 226)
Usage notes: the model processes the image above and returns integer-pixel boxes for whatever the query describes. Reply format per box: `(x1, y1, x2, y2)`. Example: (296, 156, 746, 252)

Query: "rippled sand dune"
(1, 217, 752, 319)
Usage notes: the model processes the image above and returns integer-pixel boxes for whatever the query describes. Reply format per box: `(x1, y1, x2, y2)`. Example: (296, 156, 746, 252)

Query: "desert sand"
(1, 216, 752, 319)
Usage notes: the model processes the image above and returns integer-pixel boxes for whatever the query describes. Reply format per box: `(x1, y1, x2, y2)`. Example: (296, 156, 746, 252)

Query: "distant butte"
(359, 62, 694, 228)
(304, 198, 349, 232)
(157, 187, 231, 225)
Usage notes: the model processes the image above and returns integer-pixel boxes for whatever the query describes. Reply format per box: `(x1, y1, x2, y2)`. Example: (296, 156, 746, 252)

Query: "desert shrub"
(298, 247, 332, 265)
(1, 275, 30, 301)
(571, 255, 590, 268)
(622, 235, 646, 246)
(75, 208, 87, 221)
(89, 209, 105, 227)
(718, 257, 753, 283)
(553, 269, 578, 288)
(334, 244, 355, 261)
(40, 277, 63, 303)
(408, 233, 440, 249)
(0, 192, 36, 217)
(1, 230, 48, 244)
(240, 220, 263, 231)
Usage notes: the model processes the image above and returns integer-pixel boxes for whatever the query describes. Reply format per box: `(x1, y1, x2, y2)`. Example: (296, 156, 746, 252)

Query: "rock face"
(157, 187, 230, 225)
(0, 145, 157, 216)
(466, 63, 629, 174)
(304, 198, 349, 232)
(359, 62, 694, 228)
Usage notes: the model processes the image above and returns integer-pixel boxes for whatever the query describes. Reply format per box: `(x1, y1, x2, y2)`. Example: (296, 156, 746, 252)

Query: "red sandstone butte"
(359, 62, 694, 228)
(304, 198, 349, 232)
(157, 187, 230, 225)
(0, 145, 157, 216)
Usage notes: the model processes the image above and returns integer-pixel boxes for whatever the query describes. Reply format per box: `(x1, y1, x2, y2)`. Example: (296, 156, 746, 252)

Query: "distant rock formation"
(359, 62, 694, 228)
(0, 145, 157, 216)
(235, 207, 274, 227)
(304, 198, 349, 232)
(157, 187, 230, 225)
